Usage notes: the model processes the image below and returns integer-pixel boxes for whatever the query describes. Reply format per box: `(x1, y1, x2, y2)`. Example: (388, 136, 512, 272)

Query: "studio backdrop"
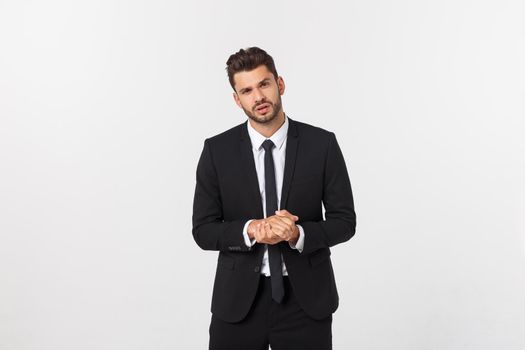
(0, 1, 524, 349)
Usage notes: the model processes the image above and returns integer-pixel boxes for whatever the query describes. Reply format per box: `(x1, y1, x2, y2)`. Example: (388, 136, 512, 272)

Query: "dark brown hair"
(226, 47, 279, 91)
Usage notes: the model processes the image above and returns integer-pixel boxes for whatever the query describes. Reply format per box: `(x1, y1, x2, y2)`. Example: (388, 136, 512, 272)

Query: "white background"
(1, 1, 524, 349)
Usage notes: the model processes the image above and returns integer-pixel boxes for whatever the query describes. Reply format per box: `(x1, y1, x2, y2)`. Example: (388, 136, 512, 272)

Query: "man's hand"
(247, 210, 300, 245)
(273, 210, 300, 245)
(254, 220, 284, 245)
(247, 219, 266, 239)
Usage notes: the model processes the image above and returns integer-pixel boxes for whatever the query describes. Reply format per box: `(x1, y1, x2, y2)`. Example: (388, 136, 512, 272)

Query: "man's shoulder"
(292, 119, 334, 139)
(288, 119, 337, 151)
(204, 121, 245, 145)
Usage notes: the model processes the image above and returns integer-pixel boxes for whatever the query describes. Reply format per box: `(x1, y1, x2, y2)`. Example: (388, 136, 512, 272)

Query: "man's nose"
(253, 88, 265, 102)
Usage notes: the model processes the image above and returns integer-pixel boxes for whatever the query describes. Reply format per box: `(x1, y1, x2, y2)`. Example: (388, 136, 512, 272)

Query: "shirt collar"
(247, 114, 289, 151)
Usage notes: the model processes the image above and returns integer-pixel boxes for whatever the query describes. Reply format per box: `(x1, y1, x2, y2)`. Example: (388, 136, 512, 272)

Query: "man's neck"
(248, 111, 286, 138)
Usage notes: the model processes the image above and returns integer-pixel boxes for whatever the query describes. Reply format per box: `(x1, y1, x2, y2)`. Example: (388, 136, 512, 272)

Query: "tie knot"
(261, 139, 275, 152)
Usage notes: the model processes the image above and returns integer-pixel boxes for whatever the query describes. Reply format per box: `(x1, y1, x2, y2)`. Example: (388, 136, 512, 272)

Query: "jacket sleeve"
(192, 139, 251, 252)
(299, 132, 357, 255)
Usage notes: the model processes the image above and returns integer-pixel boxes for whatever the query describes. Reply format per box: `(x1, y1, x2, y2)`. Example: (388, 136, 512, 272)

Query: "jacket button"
(254, 266, 260, 273)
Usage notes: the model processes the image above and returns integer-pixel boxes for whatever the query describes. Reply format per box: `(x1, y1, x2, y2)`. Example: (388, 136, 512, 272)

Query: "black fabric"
(209, 276, 332, 350)
(192, 117, 356, 323)
(261, 139, 285, 303)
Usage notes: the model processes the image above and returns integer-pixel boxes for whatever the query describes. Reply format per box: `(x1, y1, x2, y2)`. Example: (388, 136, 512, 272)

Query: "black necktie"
(261, 139, 285, 303)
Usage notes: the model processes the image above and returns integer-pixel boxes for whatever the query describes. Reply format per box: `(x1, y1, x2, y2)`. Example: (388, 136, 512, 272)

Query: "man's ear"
(277, 76, 285, 95)
(233, 92, 242, 108)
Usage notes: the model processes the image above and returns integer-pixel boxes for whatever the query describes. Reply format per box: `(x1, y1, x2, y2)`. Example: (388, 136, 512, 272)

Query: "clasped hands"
(247, 209, 300, 245)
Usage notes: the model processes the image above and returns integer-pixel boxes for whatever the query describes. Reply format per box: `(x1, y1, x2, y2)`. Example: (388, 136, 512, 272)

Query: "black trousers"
(209, 275, 332, 350)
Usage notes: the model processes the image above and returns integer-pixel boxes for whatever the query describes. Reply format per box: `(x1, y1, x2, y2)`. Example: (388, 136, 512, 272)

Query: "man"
(192, 47, 356, 350)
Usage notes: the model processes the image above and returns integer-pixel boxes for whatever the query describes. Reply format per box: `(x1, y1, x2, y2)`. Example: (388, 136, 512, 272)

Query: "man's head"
(226, 47, 285, 125)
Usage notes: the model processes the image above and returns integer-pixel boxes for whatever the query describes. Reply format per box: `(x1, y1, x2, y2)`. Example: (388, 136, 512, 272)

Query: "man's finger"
(254, 223, 260, 242)
(268, 222, 292, 240)
(264, 222, 281, 243)
(267, 217, 289, 231)
(256, 222, 266, 242)
(268, 216, 295, 236)
(264, 222, 281, 238)
(263, 222, 273, 238)
(270, 215, 294, 226)
(275, 209, 299, 221)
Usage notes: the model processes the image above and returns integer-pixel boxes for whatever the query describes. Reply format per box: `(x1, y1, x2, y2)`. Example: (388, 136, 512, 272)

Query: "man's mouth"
(255, 103, 271, 113)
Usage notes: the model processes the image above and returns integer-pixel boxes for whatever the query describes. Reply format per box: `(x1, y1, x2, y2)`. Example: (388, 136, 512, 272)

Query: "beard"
(241, 96, 283, 125)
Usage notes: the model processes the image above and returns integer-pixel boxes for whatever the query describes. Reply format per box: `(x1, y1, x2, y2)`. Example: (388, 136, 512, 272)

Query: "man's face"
(232, 65, 285, 124)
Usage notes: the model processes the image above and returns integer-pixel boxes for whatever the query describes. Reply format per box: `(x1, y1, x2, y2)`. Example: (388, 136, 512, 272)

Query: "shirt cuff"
(289, 225, 305, 253)
(242, 219, 257, 247)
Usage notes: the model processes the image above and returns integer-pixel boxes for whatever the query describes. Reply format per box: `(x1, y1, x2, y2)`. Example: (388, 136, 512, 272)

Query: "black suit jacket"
(192, 116, 356, 323)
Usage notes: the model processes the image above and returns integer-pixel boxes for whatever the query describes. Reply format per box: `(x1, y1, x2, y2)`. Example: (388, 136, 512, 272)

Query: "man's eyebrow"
(258, 78, 272, 85)
(238, 78, 272, 93)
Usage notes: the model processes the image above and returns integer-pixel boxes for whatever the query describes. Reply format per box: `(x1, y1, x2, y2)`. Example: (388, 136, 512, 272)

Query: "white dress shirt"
(241, 114, 305, 276)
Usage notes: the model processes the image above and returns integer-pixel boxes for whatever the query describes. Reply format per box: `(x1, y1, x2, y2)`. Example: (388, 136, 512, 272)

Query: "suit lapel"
(239, 121, 264, 218)
(280, 116, 299, 210)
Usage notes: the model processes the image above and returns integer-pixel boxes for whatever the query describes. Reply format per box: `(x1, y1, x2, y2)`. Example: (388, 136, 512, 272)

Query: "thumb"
(275, 210, 299, 221)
